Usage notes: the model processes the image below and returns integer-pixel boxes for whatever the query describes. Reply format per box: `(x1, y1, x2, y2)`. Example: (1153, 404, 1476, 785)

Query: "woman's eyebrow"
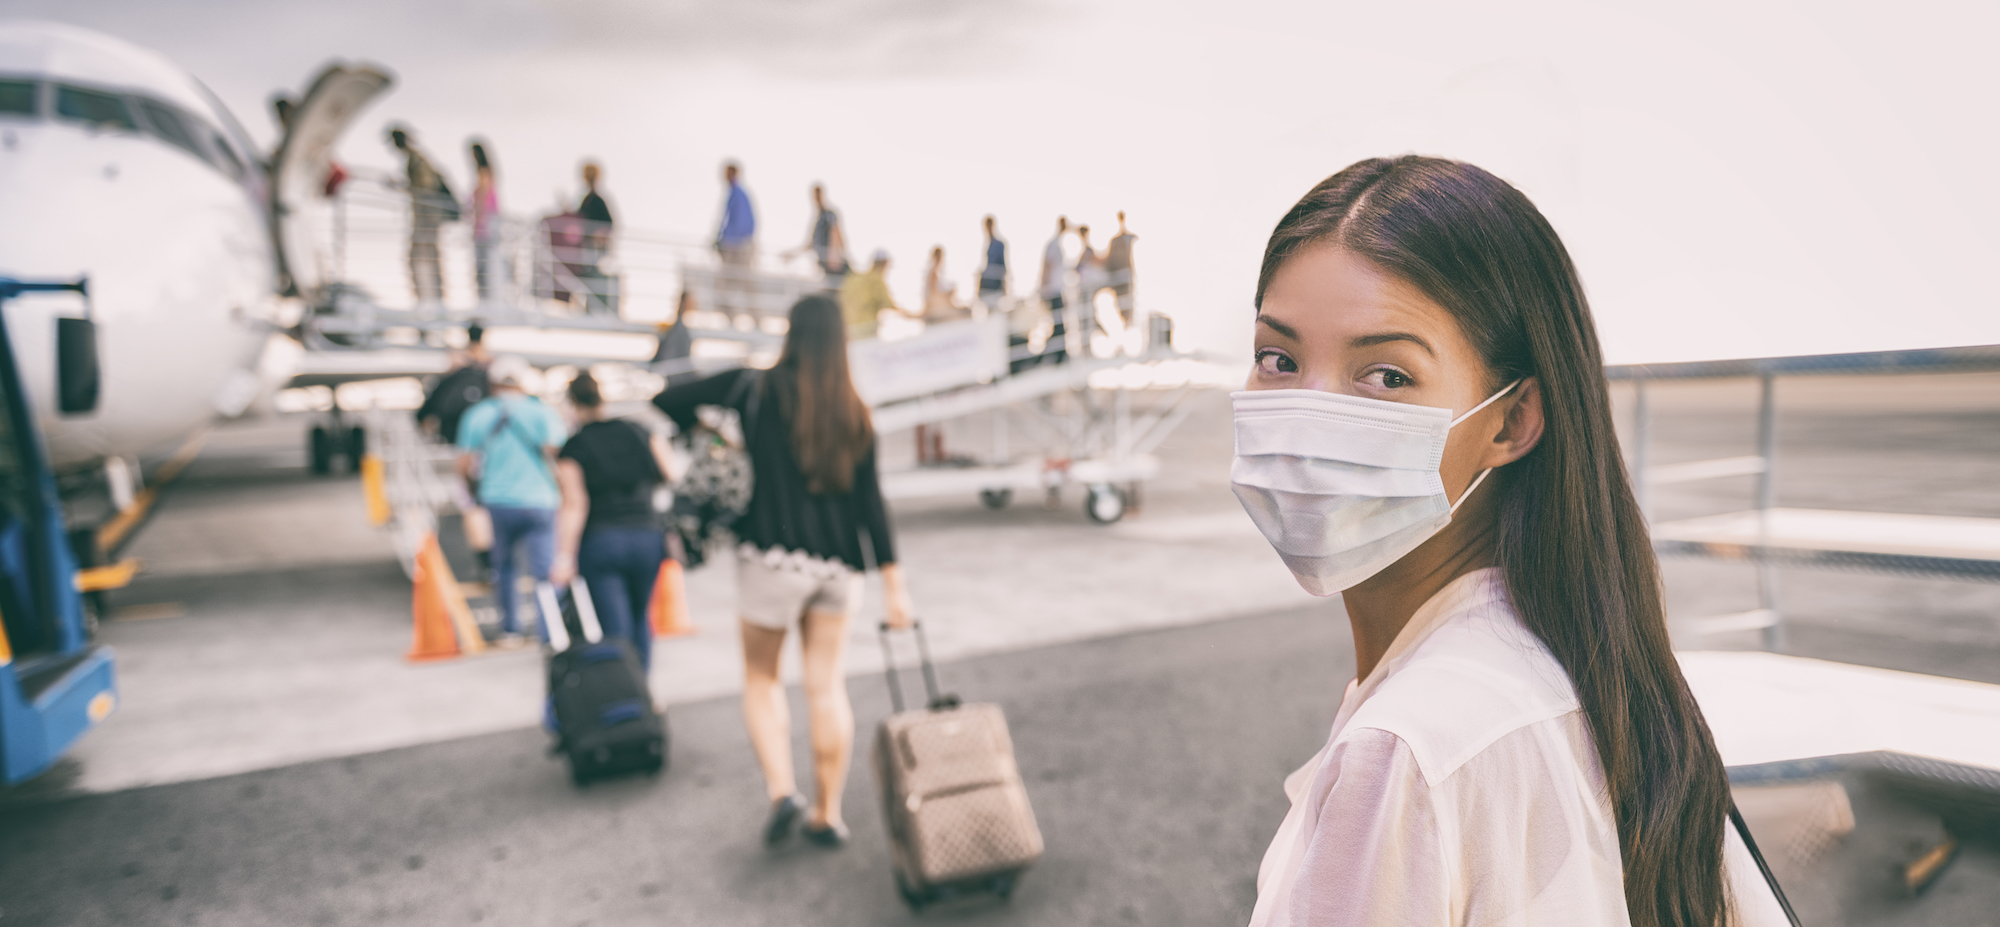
(1254, 314, 1301, 340)
(1351, 332, 1436, 356)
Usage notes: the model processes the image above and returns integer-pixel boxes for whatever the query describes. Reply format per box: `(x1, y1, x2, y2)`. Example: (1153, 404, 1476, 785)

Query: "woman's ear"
(1485, 377, 1545, 467)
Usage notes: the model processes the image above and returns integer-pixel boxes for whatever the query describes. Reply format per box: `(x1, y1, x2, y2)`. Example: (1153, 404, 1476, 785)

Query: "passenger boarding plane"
(0, 21, 391, 491)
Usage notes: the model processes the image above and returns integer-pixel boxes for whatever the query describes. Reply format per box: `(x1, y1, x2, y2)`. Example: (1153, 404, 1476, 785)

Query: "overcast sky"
(15, 0, 1999, 365)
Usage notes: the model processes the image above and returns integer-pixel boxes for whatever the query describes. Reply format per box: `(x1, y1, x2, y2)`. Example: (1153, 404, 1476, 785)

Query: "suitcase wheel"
(895, 871, 926, 912)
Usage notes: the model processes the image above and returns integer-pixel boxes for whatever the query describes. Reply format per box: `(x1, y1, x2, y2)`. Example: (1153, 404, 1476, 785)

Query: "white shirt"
(1250, 568, 1790, 927)
(1039, 234, 1067, 299)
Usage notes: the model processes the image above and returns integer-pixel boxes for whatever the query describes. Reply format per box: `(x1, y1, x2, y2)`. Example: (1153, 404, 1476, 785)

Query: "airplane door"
(269, 65, 394, 298)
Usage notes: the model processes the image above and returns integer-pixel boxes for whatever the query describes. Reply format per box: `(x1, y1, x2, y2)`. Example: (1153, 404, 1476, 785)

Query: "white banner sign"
(850, 316, 1009, 406)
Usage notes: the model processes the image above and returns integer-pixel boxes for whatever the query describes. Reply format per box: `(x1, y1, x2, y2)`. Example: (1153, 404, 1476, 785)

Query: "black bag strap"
(1730, 803, 1803, 927)
(485, 401, 556, 477)
(877, 620, 958, 713)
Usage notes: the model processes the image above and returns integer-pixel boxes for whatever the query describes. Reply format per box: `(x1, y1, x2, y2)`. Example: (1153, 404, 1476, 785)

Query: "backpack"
(419, 365, 490, 443)
(670, 371, 762, 567)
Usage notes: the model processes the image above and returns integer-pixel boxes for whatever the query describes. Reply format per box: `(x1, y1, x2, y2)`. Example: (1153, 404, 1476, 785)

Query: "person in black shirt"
(550, 371, 673, 669)
(576, 161, 615, 312)
(653, 294, 913, 850)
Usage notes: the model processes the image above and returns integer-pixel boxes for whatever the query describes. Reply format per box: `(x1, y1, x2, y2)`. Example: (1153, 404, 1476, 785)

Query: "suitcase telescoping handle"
(536, 579, 604, 651)
(878, 620, 959, 713)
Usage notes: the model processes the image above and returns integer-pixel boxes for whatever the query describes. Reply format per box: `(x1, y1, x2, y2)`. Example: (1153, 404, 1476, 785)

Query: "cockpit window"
(206, 130, 246, 181)
(135, 97, 209, 166)
(55, 85, 136, 130)
(0, 80, 36, 117)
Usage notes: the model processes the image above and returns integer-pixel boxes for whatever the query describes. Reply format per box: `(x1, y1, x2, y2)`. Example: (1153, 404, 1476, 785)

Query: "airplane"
(0, 20, 394, 504)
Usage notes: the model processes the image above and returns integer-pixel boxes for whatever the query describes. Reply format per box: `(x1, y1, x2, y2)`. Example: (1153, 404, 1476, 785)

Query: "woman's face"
(1251, 245, 1540, 495)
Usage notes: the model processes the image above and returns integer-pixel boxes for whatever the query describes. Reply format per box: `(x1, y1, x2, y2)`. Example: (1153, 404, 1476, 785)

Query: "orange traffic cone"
(648, 559, 696, 638)
(409, 533, 484, 661)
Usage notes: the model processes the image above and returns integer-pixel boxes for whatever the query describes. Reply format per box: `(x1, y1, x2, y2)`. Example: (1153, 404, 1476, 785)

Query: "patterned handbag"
(671, 370, 761, 565)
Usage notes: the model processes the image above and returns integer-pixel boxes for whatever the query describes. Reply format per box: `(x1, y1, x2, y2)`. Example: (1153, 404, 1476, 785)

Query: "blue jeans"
(578, 526, 667, 671)
(489, 505, 556, 637)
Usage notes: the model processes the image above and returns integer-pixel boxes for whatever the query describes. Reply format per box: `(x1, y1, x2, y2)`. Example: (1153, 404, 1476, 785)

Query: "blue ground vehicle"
(0, 278, 115, 785)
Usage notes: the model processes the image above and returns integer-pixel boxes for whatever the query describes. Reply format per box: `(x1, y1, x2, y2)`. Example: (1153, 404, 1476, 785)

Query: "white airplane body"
(0, 21, 288, 470)
(0, 21, 406, 482)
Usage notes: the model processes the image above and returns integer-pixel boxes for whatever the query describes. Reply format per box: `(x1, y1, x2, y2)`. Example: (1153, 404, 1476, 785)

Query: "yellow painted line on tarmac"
(95, 429, 210, 556)
(76, 558, 141, 592)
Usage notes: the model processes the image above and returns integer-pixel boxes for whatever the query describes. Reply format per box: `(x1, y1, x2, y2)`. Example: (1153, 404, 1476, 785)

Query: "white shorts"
(736, 545, 864, 630)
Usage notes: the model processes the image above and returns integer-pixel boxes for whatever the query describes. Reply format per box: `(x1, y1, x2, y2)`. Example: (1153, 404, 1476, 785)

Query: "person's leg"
(740, 618, 796, 802)
(798, 596, 856, 830)
(522, 508, 557, 642)
(474, 238, 492, 300)
(412, 215, 442, 304)
(1045, 296, 1067, 364)
(407, 220, 422, 303)
(577, 529, 635, 646)
(487, 506, 525, 635)
(624, 530, 666, 672)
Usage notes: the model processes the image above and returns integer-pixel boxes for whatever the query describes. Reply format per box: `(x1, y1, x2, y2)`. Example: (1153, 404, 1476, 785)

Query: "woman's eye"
(1363, 367, 1413, 389)
(1255, 350, 1297, 376)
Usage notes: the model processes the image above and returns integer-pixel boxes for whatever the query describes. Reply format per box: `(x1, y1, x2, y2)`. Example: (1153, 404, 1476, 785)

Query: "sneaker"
(801, 821, 850, 849)
(764, 794, 806, 846)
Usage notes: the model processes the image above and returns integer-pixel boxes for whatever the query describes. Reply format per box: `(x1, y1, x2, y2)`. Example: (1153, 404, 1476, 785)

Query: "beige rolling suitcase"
(872, 622, 1044, 911)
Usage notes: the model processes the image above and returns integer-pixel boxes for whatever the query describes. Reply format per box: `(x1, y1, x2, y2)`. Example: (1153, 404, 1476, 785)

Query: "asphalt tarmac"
(0, 603, 1352, 927)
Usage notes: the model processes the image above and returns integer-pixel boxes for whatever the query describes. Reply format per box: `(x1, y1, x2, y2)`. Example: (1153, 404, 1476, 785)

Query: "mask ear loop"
(1450, 467, 1494, 514)
(1445, 379, 1523, 515)
(1448, 378, 1524, 429)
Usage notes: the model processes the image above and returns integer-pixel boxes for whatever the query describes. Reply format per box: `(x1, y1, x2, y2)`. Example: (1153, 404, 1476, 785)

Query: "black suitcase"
(538, 580, 668, 786)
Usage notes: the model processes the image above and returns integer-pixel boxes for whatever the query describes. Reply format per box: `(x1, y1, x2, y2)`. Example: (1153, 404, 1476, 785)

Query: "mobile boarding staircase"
(680, 264, 1206, 524)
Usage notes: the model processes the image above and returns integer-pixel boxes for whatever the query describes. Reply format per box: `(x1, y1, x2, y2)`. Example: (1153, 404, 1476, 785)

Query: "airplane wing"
(270, 63, 394, 298)
(285, 347, 450, 389)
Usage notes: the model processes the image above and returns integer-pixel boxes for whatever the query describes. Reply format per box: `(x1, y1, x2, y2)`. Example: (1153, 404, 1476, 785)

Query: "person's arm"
(648, 432, 678, 485)
(1279, 730, 1448, 924)
(454, 404, 488, 482)
(549, 459, 589, 587)
(851, 443, 911, 628)
(651, 367, 748, 434)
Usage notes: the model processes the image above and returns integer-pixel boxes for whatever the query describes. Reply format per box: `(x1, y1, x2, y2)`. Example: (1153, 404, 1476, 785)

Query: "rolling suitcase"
(872, 621, 1043, 911)
(538, 580, 668, 786)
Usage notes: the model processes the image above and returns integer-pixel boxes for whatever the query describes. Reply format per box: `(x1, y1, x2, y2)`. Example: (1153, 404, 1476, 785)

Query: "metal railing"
(313, 172, 829, 326)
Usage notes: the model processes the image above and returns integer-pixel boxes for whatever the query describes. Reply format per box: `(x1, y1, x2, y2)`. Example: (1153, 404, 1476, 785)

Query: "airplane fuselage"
(0, 23, 282, 470)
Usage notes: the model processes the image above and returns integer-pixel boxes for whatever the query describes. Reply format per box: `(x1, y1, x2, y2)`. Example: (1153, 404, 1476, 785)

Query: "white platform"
(1680, 650, 2000, 771)
(1652, 507, 2000, 562)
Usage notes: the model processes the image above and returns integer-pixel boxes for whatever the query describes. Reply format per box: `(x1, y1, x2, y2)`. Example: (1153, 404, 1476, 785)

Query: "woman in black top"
(653, 294, 913, 850)
(550, 371, 673, 670)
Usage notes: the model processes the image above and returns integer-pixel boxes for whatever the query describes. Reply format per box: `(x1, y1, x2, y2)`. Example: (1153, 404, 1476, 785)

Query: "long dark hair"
(1258, 156, 1732, 927)
(774, 294, 874, 494)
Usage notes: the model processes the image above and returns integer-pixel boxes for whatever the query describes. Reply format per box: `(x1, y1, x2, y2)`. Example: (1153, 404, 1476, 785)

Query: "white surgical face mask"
(1230, 380, 1520, 596)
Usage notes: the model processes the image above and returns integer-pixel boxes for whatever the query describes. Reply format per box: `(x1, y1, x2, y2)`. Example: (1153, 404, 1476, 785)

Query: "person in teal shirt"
(456, 366, 568, 643)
